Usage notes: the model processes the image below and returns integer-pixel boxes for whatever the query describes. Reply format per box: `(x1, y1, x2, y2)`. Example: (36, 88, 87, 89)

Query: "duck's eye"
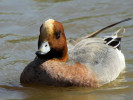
(55, 30, 61, 39)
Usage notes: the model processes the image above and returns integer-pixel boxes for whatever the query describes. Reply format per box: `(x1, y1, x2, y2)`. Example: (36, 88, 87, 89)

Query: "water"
(0, 0, 133, 100)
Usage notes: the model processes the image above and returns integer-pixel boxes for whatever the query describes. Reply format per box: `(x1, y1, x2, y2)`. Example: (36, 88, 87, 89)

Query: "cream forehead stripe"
(43, 19, 55, 35)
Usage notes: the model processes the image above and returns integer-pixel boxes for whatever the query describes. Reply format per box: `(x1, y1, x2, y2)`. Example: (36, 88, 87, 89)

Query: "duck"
(20, 18, 131, 87)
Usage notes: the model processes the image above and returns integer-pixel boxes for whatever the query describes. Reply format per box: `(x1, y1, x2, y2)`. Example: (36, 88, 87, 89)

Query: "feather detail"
(103, 27, 125, 50)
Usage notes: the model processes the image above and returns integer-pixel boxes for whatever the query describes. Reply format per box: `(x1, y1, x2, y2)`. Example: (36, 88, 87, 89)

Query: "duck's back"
(67, 38, 125, 84)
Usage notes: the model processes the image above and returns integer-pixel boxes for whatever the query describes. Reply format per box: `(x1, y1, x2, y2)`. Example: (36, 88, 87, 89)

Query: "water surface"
(0, 0, 133, 100)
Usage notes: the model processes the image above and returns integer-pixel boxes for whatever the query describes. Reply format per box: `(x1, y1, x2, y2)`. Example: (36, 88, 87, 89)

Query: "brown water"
(0, 0, 133, 100)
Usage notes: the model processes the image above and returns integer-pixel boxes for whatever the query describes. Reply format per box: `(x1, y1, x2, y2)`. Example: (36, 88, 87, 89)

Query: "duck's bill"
(36, 41, 50, 56)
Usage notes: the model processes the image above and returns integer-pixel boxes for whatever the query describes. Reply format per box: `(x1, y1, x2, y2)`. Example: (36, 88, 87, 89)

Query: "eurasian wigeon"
(20, 18, 131, 87)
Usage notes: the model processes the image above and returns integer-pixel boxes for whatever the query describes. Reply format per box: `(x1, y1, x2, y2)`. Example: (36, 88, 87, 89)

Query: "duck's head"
(36, 19, 68, 62)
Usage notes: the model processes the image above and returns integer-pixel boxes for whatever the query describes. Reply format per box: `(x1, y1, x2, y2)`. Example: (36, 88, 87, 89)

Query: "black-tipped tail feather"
(103, 27, 125, 50)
